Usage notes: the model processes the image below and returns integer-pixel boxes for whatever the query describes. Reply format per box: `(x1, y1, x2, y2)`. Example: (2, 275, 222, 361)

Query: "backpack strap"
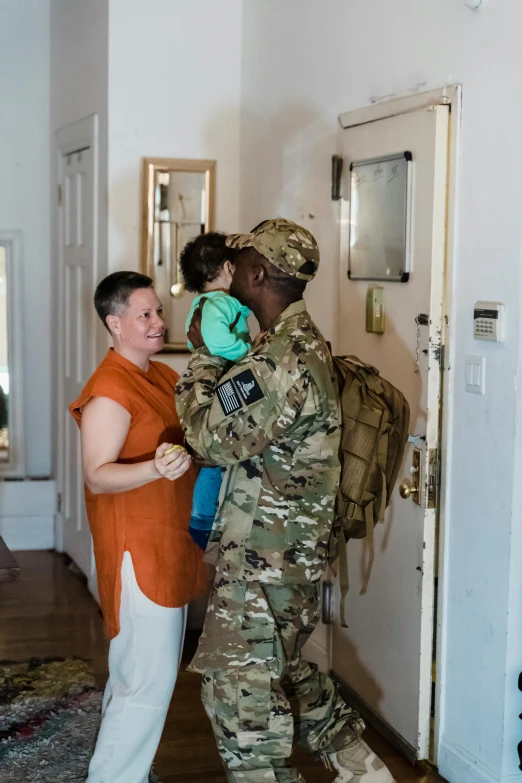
(337, 500, 376, 621)
(338, 526, 350, 628)
(336, 499, 366, 522)
(360, 501, 376, 596)
(303, 350, 338, 417)
(359, 426, 390, 596)
(377, 428, 390, 520)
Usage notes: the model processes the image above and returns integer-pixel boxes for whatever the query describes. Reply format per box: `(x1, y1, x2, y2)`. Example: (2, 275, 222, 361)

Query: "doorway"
(55, 115, 100, 596)
(330, 86, 460, 766)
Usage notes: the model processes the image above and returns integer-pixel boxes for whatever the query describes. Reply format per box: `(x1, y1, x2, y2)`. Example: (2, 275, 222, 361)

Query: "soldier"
(176, 219, 395, 783)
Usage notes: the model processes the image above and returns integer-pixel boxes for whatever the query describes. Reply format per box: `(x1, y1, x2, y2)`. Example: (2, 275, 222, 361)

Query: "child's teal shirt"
(185, 291, 251, 361)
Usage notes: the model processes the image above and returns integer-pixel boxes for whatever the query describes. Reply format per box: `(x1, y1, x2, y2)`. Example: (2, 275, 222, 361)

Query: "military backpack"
(332, 356, 410, 626)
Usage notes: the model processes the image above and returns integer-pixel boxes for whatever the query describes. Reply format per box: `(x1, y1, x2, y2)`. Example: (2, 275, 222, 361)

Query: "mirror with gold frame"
(140, 157, 216, 352)
(0, 231, 25, 476)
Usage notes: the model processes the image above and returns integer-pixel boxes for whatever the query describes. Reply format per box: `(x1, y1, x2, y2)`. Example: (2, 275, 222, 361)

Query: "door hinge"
(427, 449, 440, 510)
(57, 185, 63, 206)
(57, 492, 63, 514)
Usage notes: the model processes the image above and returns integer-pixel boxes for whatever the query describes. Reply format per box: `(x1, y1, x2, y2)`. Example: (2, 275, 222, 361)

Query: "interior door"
(332, 103, 449, 760)
(60, 146, 96, 584)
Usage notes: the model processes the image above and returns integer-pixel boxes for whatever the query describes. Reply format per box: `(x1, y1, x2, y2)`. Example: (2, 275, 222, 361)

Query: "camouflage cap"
(226, 218, 320, 281)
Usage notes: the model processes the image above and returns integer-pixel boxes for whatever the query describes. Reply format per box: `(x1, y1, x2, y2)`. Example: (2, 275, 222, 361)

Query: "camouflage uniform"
(175, 220, 364, 782)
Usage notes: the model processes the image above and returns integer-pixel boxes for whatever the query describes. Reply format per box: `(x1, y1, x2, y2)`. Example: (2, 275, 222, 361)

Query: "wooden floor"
(0, 551, 446, 783)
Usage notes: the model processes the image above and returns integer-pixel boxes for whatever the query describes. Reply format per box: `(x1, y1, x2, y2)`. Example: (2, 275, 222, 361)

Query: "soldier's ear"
(252, 262, 266, 288)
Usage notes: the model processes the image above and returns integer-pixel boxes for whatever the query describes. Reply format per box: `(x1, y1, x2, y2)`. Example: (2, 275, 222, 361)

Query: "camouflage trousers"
(188, 577, 364, 782)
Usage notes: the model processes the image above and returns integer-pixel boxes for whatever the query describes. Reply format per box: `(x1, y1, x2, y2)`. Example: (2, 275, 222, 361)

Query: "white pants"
(86, 551, 187, 783)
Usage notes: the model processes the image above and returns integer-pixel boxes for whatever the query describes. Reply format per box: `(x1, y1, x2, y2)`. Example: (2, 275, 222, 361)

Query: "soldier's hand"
(187, 300, 206, 349)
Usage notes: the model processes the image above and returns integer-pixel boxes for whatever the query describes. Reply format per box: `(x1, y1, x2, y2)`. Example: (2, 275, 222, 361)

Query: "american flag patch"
(216, 379, 242, 415)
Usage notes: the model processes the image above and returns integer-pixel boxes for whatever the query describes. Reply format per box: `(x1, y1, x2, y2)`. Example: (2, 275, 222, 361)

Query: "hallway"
(0, 551, 447, 782)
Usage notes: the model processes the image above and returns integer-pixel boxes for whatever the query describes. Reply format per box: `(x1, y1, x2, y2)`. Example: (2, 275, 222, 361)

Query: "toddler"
(179, 232, 251, 549)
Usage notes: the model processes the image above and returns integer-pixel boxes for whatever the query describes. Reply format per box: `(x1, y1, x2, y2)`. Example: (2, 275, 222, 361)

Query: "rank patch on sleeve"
(216, 369, 266, 416)
(234, 369, 265, 405)
(216, 379, 242, 415)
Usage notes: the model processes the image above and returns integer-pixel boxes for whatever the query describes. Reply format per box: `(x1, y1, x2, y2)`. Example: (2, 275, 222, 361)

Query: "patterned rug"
(0, 657, 102, 782)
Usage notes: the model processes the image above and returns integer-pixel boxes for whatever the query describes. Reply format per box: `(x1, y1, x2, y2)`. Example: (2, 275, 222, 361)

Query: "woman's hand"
(153, 443, 192, 481)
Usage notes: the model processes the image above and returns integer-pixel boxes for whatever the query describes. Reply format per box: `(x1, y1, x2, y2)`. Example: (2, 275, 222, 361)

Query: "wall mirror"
(0, 231, 25, 475)
(141, 157, 216, 352)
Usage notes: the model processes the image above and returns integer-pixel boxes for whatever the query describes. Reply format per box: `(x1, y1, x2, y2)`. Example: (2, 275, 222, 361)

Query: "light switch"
(465, 355, 485, 395)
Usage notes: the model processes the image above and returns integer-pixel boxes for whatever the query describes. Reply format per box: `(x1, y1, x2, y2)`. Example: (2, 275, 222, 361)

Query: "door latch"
(427, 448, 440, 510)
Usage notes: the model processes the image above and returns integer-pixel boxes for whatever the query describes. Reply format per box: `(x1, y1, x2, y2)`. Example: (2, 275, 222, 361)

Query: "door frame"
(53, 115, 99, 589)
(334, 85, 461, 766)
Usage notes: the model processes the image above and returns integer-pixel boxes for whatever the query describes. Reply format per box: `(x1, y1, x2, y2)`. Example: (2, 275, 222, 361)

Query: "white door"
(332, 103, 449, 760)
(60, 146, 96, 583)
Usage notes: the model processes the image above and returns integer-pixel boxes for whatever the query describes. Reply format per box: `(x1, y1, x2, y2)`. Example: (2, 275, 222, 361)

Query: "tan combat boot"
(322, 737, 396, 782)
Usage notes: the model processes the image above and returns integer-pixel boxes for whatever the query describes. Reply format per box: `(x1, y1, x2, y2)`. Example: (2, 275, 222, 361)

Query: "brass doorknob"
(399, 480, 419, 500)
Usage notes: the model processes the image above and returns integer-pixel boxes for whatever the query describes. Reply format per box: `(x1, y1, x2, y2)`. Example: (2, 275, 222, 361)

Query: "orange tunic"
(69, 349, 206, 639)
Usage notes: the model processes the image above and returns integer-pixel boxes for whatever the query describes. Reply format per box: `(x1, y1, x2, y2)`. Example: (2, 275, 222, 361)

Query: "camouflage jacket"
(175, 300, 341, 584)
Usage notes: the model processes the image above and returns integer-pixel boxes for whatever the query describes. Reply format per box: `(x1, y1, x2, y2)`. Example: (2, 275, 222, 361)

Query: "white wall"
(0, 1, 56, 549)
(108, 0, 243, 375)
(240, 2, 522, 783)
(51, 0, 109, 134)
(50, 0, 109, 555)
(107, 0, 242, 626)
(51, 0, 110, 382)
(0, 0, 51, 476)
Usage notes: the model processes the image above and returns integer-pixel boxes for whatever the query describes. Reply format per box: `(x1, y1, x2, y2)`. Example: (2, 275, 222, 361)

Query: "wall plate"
(366, 286, 385, 333)
(465, 355, 485, 395)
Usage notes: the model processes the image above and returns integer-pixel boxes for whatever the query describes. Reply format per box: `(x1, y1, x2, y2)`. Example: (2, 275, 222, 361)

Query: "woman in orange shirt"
(70, 271, 206, 783)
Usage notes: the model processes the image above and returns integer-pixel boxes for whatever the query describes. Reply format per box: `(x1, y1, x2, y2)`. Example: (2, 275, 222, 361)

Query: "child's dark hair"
(94, 271, 153, 332)
(179, 232, 236, 294)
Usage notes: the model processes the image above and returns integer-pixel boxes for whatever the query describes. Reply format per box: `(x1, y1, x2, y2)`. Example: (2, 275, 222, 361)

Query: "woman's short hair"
(94, 271, 153, 332)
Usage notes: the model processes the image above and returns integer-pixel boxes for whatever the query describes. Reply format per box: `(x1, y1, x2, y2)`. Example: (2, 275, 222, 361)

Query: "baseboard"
(0, 515, 54, 550)
(333, 674, 417, 764)
(439, 737, 522, 783)
(0, 479, 56, 550)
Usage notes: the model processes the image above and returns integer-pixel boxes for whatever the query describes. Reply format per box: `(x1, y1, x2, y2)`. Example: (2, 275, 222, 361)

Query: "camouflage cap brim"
(225, 233, 255, 250)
